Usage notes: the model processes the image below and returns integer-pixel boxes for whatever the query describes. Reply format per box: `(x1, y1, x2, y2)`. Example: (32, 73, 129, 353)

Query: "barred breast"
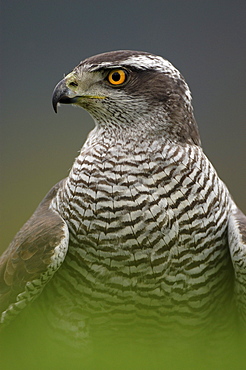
(40, 131, 234, 344)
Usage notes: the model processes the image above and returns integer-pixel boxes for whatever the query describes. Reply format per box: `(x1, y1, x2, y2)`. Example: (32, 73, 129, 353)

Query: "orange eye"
(107, 69, 127, 85)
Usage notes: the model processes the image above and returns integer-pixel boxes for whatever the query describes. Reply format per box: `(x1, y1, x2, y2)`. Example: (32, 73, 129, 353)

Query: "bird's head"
(52, 50, 200, 145)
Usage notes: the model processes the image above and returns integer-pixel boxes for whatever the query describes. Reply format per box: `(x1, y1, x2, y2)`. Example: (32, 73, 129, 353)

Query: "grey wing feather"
(0, 179, 69, 326)
(228, 203, 246, 323)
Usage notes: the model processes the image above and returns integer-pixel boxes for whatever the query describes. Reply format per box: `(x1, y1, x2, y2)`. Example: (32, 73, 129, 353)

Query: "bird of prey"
(1, 50, 246, 347)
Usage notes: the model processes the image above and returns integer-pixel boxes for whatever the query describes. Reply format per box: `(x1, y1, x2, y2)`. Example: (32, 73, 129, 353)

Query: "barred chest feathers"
(52, 129, 232, 310)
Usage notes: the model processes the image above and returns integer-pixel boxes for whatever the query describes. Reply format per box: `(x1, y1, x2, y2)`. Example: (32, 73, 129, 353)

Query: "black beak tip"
(52, 79, 66, 114)
(52, 90, 59, 113)
(52, 99, 58, 113)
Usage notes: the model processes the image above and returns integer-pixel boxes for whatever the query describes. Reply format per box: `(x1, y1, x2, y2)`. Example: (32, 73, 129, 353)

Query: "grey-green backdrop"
(1, 0, 246, 254)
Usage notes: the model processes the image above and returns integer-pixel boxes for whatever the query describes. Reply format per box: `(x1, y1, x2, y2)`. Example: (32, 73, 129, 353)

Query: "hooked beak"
(52, 79, 79, 113)
(52, 75, 107, 113)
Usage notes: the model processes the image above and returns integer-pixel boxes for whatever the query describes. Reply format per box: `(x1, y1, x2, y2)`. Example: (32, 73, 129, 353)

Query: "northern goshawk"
(1, 50, 246, 348)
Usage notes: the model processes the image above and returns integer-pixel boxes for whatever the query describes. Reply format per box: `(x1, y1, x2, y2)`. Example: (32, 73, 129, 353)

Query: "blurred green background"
(1, 1, 246, 252)
(1, 1, 246, 368)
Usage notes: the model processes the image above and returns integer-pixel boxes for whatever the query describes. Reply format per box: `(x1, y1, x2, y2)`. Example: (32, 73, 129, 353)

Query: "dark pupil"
(112, 72, 121, 81)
